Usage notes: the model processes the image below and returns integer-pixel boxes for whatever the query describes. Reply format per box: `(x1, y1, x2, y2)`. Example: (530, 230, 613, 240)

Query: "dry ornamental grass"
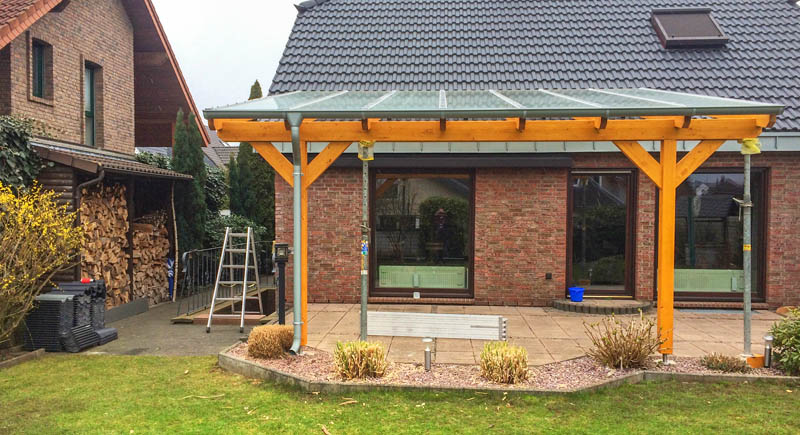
(700, 353, 750, 373)
(247, 325, 293, 359)
(479, 341, 529, 384)
(333, 341, 388, 380)
(583, 312, 663, 369)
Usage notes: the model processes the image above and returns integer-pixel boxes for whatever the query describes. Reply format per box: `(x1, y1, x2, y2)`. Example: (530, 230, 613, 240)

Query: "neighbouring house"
(0, 0, 209, 307)
(259, 0, 800, 308)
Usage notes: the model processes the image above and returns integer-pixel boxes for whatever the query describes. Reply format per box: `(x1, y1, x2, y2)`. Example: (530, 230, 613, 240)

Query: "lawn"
(1, 355, 798, 434)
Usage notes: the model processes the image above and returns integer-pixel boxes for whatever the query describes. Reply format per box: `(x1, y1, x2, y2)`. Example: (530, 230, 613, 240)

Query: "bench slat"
(367, 311, 507, 340)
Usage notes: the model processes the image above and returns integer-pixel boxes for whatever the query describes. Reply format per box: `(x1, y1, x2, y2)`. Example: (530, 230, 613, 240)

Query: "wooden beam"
(252, 142, 293, 186)
(675, 140, 725, 185)
(574, 116, 607, 130)
(213, 118, 765, 143)
(643, 116, 692, 129)
(612, 141, 662, 188)
(656, 139, 677, 356)
(303, 142, 352, 188)
(711, 114, 776, 128)
(517, 117, 526, 132)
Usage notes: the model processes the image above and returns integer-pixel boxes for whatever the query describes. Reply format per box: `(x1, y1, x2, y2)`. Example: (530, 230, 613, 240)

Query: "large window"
(569, 172, 633, 295)
(674, 170, 764, 298)
(84, 63, 97, 146)
(372, 173, 473, 298)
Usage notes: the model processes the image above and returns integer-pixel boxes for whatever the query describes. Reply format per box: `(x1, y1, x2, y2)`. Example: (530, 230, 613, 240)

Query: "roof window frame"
(651, 8, 729, 49)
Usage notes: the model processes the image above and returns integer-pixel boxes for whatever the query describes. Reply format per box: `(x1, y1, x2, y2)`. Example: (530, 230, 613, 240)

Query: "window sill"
(28, 94, 54, 107)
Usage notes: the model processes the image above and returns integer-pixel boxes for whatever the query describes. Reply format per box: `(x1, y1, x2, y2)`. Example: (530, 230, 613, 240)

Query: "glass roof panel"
(369, 90, 440, 111)
(299, 91, 392, 110)
(496, 90, 594, 109)
(554, 89, 680, 108)
(612, 88, 759, 108)
(445, 91, 518, 110)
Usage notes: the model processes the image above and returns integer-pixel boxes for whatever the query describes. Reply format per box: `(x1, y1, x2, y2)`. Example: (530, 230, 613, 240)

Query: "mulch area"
(649, 357, 783, 376)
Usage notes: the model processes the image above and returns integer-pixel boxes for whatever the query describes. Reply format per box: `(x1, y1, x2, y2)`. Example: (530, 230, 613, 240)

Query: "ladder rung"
(209, 313, 261, 318)
(222, 265, 255, 269)
(214, 296, 262, 301)
(228, 233, 249, 237)
(218, 280, 257, 285)
(225, 248, 248, 253)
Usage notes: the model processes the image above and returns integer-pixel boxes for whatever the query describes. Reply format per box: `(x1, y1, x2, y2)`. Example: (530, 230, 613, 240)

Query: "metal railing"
(175, 241, 273, 317)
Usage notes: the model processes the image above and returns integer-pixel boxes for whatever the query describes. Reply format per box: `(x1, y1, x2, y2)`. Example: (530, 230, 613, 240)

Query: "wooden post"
(657, 139, 677, 356)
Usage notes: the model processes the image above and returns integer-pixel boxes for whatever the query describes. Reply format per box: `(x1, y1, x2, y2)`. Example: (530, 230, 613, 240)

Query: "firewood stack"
(132, 211, 170, 305)
(80, 184, 131, 308)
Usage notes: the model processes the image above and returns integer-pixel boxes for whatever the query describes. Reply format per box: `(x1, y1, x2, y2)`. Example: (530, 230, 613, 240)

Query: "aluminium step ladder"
(206, 227, 263, 333)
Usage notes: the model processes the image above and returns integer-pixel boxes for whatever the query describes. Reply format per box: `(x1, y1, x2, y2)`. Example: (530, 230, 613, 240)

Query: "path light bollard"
(274, 243, 289, 325)
(423, 337, 433, 371)
(764, 334, 774, 368)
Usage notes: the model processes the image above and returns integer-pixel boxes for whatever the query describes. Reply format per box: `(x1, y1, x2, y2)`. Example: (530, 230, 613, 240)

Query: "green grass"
(1, 355, 799, 434)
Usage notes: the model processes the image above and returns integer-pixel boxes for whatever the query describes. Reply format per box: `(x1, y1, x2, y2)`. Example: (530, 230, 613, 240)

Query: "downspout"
(288, 113, 304, 355)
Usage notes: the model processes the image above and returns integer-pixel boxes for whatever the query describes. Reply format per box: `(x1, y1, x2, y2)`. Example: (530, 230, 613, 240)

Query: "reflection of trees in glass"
(418, 196, 469, 263)
(573, 204, 626, 263)
(375, 180, 416, 262)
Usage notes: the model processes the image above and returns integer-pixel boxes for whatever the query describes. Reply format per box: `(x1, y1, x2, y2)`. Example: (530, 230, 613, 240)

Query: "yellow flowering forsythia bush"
(0, 182, 83, 343)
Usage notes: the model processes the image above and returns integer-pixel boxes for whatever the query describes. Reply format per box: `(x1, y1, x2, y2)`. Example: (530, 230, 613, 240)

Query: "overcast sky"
(151, 0, 298, 120)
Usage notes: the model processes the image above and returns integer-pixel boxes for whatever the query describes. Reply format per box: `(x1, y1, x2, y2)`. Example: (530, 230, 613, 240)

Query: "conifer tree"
(228, 154, 242, 215)
(171, 109, 207, 252)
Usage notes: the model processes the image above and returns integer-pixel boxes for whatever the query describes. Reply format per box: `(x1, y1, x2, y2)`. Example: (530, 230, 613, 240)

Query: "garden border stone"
(0, 348, 45, 370)
(217, 344, 800, 395)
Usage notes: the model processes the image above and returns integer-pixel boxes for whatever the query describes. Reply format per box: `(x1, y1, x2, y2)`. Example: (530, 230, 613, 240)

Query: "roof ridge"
(295, 0, 332, 14)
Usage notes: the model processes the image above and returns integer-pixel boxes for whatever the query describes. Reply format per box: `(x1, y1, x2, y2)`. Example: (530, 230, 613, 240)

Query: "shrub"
(700, 353, 750, 373)
(0, 182, 82, 343)
(204, 214, 269, 248)
(770, 308, 800, 375)
(333, 341, 388, 379)
(0, 116, 48, 188)
(479, 341, 529, 384)
(584, 312, 663, 369)
(247, 325, 293, 359)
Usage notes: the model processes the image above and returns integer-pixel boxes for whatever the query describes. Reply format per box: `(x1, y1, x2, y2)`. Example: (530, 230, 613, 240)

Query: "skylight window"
(651, 8, 729, 49)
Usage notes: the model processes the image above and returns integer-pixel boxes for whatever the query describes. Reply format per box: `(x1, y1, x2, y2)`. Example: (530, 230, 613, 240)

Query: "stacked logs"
(80, 184, 130, 308)
(132, 212, 170, 305)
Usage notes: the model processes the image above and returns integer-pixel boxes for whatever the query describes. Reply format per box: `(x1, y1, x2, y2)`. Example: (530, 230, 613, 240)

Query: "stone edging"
(0, 348, 45, 370)
(217, 344, 799, 395)
(552, 299, 652, 315)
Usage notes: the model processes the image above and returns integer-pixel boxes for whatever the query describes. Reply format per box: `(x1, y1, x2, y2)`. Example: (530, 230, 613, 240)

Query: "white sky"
(151, 0, 298, 121)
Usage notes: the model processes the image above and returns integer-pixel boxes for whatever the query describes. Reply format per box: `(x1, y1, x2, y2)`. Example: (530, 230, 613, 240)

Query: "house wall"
(0, 46, 10, 115)
(4, 0, 135, 154)
(274, 151, 800, 307)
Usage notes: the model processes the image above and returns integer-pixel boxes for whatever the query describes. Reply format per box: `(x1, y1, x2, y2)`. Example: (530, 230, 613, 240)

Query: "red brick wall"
(274, 151, 800, 307)
(473, 168, 568, 306)
(5, 0, 135, 153)
(276, 167, 363, 303)
(0, 46, 10, 115)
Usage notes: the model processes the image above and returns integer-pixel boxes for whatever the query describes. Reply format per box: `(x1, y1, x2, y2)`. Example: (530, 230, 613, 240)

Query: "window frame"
(84, 63, 96, 147)
(651, 8, 729, 49)
(28, 37, 52, 102)
(369, 168, 476, 299)
(655, 167, 769, 302)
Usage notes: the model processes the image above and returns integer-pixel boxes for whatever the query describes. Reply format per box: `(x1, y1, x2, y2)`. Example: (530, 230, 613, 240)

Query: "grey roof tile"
(270, 0, 800, 130)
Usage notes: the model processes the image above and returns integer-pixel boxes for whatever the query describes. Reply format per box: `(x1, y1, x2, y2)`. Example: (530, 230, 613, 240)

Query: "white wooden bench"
(367, 311, 507, 341)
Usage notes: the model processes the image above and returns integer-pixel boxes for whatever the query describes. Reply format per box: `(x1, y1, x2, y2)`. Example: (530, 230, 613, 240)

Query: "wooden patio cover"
(205, 88, 783, 355)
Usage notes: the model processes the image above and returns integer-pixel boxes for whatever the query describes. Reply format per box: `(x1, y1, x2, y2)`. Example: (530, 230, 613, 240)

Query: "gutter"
(288, 113, 304, 355)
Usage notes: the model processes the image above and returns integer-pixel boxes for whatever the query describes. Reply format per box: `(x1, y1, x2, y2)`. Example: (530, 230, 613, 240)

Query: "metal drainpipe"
(288, 113, 304, 355)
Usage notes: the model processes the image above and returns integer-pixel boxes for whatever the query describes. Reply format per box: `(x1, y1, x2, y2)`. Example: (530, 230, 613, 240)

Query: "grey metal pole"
(742, 153, 752, 356)
(288, 113, 303, 355)
(360, 157, 369, 341)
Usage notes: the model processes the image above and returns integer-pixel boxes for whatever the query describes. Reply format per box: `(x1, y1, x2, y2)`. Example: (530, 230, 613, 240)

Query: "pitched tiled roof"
(0, 0, 62, 47)
(271, 0, 800, 131)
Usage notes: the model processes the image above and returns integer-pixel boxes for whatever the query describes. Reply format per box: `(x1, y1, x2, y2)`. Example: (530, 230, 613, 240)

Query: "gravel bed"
(227, 343, 634, 391)
(650, 356, 783, 376)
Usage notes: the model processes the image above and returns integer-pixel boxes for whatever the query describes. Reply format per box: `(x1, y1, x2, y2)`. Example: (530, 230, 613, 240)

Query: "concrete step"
(552, 298, 652, 315)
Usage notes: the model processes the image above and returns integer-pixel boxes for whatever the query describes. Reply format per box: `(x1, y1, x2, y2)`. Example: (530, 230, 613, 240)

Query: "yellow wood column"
(300, 142, 309, 346)
(657, 139, 677, 354)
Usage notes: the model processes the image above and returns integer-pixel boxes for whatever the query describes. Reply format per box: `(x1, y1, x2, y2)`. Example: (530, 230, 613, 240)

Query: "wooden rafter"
(251, 142, 294, 186)
(675, 140, 725, 185)
(612, 141, 662, 188)
(303, 142, 353, 188)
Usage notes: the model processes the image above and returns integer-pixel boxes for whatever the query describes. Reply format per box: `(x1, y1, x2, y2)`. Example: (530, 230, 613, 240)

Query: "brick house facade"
(275, 150, 800, 308)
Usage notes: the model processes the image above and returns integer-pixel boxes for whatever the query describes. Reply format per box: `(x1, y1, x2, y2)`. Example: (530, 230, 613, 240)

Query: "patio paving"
(288, 303, 784, 366)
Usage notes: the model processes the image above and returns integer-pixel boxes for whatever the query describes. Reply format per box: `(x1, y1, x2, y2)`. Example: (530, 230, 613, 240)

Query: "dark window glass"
(32, 42, 45, 98)
(675, 172, 763, 294)
(571, 174, 630, 292)
(84, 64, 95, 146)
(374, 174, 471, 292)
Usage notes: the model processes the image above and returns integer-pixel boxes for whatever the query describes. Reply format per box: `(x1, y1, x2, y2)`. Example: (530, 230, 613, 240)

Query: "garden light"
(423, 337, 433, 371)
(764, 334, 774, 368)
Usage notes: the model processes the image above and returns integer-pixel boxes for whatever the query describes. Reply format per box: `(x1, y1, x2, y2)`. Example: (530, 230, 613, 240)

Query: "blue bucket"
(568, 287, 584, 302)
